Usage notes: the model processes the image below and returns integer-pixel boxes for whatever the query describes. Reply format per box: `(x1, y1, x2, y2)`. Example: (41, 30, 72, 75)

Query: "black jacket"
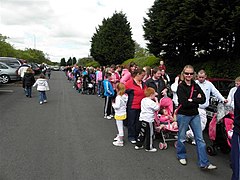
(177, 80, 206, 116)
(22, 73, 35, 88)
(234, 87, 240, 134)
(145, 78, 166, 101)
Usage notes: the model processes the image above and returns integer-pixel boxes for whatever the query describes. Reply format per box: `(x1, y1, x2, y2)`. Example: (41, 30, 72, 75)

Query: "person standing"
(186, 69, 227, 144)
(33, 74, 50, 105)
(176, 65, 216, 170)
(227, 76, 240, 110)
(125, 68, 146, 144)
(231, 86, 240, 180)
(22, 67, 35, 98)
(145, 67, 167, 101)
(18, 60, 30, 80)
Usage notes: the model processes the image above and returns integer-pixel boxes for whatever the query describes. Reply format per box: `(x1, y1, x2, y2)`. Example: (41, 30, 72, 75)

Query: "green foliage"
(77, 57, 100, 67)
(90, 11, 135, 65)
(86, 61, 100, 68)
(123, 56, 159, 68)
(60, 58, 66, 66)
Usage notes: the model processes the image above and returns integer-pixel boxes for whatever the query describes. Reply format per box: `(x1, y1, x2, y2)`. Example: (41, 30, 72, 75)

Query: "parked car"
(206, 78, 235, 119)
(0, 57, 22, 68)
(0, 62, 20, 84)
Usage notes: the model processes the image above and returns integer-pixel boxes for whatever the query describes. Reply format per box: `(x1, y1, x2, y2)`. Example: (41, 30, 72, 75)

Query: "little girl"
(155, 108, 178, 132)
(135, 87, 160, 152)
(112, 83, 128, 147)
(76, 76, 83, 93)
(33, 73, 50, 105)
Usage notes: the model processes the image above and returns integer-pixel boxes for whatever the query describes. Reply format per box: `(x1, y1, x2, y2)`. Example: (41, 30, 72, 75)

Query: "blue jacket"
(234, 86, 240, 134)
(103, 79, 114, 97)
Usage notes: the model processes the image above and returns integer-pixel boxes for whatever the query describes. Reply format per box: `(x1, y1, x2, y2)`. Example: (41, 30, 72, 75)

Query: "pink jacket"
(120, 69, 131, 84)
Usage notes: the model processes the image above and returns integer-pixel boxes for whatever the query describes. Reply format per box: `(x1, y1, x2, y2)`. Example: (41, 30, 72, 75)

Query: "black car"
(29, 63, 41, 75)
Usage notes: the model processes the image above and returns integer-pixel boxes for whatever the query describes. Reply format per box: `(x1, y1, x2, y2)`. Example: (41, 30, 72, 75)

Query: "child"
(76, 76, 83, 93)
(159, 60, 166, 71)
(155, 108, 178, 132)
(112, 83, 128, 147)
(135, 87, 160, 152)
(33, 73, 50, 105)
(103, 72, 115, 119)
(22, 67, 35, 98)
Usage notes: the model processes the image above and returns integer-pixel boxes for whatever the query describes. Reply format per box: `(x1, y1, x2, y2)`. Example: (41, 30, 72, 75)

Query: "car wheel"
(0, 75, 10, 84)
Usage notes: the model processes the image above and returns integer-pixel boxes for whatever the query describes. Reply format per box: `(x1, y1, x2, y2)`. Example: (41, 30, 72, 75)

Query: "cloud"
(0, 0, 155, 62)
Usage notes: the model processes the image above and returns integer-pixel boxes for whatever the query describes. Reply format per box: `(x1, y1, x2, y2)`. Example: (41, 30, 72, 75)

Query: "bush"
(123, 56, 160, 68)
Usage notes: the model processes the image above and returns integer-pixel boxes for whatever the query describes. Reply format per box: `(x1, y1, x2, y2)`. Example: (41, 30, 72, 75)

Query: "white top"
(171, 79, 179, 107)
(196, 80, 225, 109)
(33, 78, 50, 91)
(112, 94, 128, 116)
(18, 66, 29, 78)
(139, 97, 160, 123)
(227, 86, 237, 109)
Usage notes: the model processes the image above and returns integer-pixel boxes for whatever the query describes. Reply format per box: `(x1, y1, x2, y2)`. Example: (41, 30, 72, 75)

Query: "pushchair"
(82, 74, 94, 95)
(207, 103, 234, 156)
(154, 97, 178, 150)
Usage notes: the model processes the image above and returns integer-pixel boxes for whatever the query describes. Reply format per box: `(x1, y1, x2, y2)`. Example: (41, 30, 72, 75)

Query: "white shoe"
(134, 145, 143, 150)
(43, 100, 47, 103)
(113, 141, 123, 147)
(114, 135, 119, 141)
(192, 140, 196, 145)
(145, 148, 157, 152)
(179, 159, 187, 165)
(110, 114, 114, 118)
(106, 116, 111, 120)
(130, 140, 136, 144)
(40, 101, 43, 105)
(201, 164, 217, 170)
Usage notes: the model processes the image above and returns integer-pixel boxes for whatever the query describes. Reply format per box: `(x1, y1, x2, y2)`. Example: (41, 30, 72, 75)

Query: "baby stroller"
(154, 97, 178, 150)
(207, 103, 234, 156)
(82, 74, 94, 95)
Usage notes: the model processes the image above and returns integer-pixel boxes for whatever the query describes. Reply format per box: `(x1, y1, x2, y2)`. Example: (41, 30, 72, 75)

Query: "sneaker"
(113, 141, 123, 147)
(40, 101, 43, 105)
(114, 135, 119, 141)
(130, 140, 136, 144)
(179, 159, 187, 165)
(134, 145, 144, 150)
(106, 116, 111, 120)
(104, 115, 107, 119)
(43, 100, 47, 103)
(145, 148, 157, 152)
(201, 164, 217, 170)
(110, 114, 114, 118)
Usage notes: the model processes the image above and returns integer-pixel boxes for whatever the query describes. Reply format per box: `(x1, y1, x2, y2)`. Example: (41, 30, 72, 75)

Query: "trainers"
(191, 140, 196, 145)
(43, 100, 47, 103)
(201, 164, 217, 170)
(113, 140, 123, 147)
(110, 114, 114, 118)
(179, 159, 187, 165)
(134, 145, 143, 150)
(40, 101, 43, 105)
(130, 140, 136, 144)
(106, 116, 111, 120)
(114, 135, 119, 141)
(145, 148, 157, 152)
(104, 115, 107, 119)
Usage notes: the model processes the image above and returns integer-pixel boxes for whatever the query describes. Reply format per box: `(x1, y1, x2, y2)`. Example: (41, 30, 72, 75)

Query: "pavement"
(0, 71, 232, 180)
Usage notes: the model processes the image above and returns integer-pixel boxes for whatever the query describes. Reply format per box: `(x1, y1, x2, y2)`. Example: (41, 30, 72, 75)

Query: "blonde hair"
(116, 83, 126, 96)
(180, 65, 196, 81)
(26, 67, 32, 73)
(144, 87, 155, 97)
(235, 76, 240, 82)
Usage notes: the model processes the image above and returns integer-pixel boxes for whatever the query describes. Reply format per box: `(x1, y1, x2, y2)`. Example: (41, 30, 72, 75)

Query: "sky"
(0, 0, 155, 62)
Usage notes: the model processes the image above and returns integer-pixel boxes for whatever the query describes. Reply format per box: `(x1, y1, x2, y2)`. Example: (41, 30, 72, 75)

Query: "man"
(231, 86, 240, 180)
(227, 76, 240, 110)
(186, 69, 227, 144)
(145, 67, 167, 101)
(18, 60, 30, 80)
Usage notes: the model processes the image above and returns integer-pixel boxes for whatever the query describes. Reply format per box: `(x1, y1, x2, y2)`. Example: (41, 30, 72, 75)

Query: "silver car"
(0, 62, 20, 84)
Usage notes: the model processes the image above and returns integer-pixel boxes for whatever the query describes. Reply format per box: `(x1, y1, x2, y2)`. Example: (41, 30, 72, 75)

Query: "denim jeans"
(97, 80, 103, 96)
(177, 114, 210, 167)
(39, 91, 47, 102)
(25, 87, 32, 97)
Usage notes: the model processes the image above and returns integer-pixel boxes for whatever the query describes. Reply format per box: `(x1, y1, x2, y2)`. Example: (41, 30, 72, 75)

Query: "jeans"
(231, 131, 240, 180)
(177, 114, 210, 167)
(97, 80, 103, 96)
(39, 91, 47, 102)
(25, 86, 32, 97)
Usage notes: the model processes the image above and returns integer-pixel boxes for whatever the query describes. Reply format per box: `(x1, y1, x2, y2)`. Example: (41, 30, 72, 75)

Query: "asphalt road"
(0, 71, 232, 180)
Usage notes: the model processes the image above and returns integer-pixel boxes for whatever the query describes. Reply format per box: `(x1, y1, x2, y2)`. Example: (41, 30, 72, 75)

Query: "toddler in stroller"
(207, 103, 234, 156)
(154, 97, 178, 150)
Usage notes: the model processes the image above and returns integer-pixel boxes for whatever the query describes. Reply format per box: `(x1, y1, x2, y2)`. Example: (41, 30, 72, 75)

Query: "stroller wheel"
(206, 145, 217, 156)
(163, 143, 168, 149)
(159, 142, 165, 150)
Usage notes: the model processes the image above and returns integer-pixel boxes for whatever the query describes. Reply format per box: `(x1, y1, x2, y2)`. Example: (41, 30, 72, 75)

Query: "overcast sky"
(0, 0, 155, 62)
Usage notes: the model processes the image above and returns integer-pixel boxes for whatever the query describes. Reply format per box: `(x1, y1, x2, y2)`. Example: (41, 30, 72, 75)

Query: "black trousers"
(104, 96, 112, 116)
(136, 121, 154, 150)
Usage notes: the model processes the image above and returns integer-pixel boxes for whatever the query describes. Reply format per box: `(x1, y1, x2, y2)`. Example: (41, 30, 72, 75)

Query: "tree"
(60, 58, 66, 66)
(134, 42, 151, 58)
(90, 11, 135, 65)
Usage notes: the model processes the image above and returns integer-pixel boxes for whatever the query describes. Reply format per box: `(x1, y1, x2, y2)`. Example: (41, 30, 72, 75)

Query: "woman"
(125, 68, 146, 143)
(176, 65, 217, 170)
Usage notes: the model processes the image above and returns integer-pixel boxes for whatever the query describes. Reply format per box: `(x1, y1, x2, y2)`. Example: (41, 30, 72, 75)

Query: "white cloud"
(0, 0, 155, 62)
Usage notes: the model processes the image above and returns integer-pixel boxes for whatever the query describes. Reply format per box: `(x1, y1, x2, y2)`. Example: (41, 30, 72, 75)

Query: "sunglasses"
(184, 72, 194, 75)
